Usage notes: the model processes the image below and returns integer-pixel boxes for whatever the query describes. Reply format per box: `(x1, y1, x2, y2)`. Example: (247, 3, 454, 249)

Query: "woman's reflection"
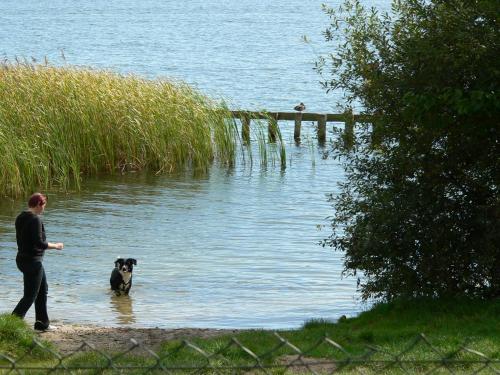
(110, 293, 136, 324)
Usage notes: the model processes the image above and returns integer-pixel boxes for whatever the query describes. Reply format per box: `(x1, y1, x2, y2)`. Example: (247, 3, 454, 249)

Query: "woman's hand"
(48, 242, 64, 250)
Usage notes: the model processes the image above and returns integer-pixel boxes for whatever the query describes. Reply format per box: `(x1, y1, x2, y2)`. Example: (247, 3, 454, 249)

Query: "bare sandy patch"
(35, 324, 243, 355)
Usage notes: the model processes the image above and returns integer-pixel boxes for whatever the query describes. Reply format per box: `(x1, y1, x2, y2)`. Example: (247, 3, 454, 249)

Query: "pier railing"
(230, 110, 373, 144)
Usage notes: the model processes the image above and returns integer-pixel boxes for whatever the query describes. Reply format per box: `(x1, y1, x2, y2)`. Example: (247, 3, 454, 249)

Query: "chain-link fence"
(1, 333, 498, 374)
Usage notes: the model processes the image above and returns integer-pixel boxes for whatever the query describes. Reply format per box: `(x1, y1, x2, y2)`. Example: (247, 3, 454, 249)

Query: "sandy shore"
(36, 324, 245, 355)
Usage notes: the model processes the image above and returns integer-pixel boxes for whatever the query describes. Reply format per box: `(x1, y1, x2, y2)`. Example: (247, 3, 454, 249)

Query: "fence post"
(294, 112, 302, 143)
(242, 113, 250, 144)
(343, 109, 355, 149)
(268, 113, 278, 143)
(317, 114, 327, 145)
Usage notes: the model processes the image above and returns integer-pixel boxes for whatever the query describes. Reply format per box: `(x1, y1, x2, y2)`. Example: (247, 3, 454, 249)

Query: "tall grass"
(0, 314, 52, 358)
(0, 62, 237, 197)
(250, 115, 287, 170)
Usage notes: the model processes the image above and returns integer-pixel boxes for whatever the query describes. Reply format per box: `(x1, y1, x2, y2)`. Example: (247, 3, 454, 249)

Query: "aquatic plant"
(253, 115, 287, 170)
(0, 62, 237, 196)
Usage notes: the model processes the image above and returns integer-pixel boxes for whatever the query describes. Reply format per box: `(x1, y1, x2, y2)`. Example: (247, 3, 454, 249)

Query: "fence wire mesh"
(0, 333, 498, 374)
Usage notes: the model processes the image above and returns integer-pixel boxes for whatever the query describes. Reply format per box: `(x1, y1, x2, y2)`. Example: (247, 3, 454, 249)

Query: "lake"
(0, 0, 388, 328)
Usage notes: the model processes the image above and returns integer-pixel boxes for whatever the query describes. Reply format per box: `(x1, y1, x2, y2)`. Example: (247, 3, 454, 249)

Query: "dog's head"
(114, 258, 137, 274)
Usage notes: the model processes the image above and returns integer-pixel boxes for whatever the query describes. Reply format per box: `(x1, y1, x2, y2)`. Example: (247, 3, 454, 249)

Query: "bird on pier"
(294, 102, 306, 112)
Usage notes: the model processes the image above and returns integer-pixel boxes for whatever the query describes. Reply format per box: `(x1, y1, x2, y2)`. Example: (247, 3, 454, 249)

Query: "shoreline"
(36, 323, 247, 355)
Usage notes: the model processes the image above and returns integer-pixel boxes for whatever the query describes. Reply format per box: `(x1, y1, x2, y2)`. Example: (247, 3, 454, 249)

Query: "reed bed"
(0, 62, 237, 197)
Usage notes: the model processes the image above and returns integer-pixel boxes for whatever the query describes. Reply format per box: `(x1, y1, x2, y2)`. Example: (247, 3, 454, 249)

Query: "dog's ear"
(115, 258, 124, 267)
(129, 258, 137, 265)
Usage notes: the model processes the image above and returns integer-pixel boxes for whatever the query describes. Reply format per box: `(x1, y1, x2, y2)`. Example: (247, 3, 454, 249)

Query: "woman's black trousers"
(12, 259, 49, 325)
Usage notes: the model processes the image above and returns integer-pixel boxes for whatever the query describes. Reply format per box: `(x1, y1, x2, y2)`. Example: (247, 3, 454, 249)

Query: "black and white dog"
(110, 258, 137, 295)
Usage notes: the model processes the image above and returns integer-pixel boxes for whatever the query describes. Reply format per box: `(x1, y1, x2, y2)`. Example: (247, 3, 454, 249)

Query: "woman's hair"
(28, 193, 48, 208)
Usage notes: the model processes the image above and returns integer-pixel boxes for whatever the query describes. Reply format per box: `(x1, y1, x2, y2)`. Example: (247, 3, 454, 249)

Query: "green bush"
(319, 0, 499, 300)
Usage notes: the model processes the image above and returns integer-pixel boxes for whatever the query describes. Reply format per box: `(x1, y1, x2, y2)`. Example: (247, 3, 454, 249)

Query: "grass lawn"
(1, 298, 499, 374)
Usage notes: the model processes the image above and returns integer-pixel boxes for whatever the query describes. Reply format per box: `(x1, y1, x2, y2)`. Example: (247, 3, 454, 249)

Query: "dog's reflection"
(110, 293, 136, 324)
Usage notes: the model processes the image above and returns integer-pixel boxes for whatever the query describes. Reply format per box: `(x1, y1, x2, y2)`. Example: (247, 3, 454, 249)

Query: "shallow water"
(0, 133, 367, 329)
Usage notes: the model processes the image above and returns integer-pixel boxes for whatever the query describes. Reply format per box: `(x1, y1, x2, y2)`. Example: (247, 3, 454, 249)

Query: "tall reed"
(245, 115, 287, 170)
(0, 62, 236, 197)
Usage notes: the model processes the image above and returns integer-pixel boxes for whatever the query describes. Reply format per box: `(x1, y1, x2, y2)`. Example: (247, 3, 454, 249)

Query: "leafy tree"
(318, 0, 499, 300)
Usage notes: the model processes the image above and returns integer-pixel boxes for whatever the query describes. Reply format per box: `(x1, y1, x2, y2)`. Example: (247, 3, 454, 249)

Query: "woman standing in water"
(12, 193, 64, 331)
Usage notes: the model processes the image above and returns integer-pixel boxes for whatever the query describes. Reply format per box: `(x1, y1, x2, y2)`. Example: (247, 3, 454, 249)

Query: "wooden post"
(343, 110, 355, 149)
(344, 110, 354, 148)
(294, 112, 302, 142)
(268, 113, 278, 143)
(241, 113, 250, 144)
(317, 114, 327, 144)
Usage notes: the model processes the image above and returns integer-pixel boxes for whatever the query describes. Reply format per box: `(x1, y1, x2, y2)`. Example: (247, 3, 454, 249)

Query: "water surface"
(0, 0, 389, 328)
(0, 0, 390, 112)
(0, 135, 366, 329)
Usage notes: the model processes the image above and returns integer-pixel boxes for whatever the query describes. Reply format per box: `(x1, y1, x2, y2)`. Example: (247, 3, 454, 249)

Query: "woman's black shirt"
(15, 211, 49, 262)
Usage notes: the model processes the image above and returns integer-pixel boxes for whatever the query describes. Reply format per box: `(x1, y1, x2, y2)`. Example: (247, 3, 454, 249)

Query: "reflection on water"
(110, 294, 135, 324)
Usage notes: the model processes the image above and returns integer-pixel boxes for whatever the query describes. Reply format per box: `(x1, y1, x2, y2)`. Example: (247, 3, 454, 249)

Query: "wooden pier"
(229, 110, 372, 144)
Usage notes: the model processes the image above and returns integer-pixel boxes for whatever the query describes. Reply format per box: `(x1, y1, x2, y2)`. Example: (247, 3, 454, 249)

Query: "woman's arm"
(31, 217, 63, 250)
(47, 242, 64, 250)
(30, 216, 49, 250)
